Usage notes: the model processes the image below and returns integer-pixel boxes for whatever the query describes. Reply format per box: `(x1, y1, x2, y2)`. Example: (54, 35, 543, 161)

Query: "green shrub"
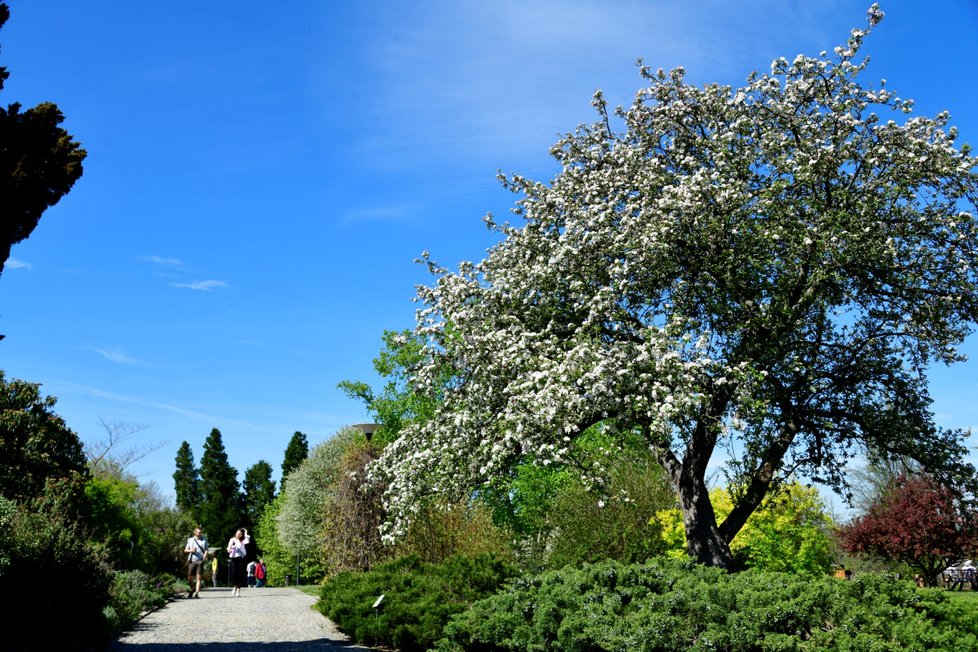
(438, 558, 978, 651)
(318, 553, 518, 651)
(0, 497, 114, 651)
(107, 570, 175, 632)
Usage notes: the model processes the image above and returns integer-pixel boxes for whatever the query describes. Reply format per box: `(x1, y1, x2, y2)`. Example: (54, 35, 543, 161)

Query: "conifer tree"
(0, 3, 87, 276)
(242, 460, 276, 530)
(172, 441, 200, 516)
(198, 428, 242, 542)
(282, 431, 308, 480)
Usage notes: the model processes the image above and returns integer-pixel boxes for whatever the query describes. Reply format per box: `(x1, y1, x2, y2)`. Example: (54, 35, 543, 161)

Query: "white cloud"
(86, 346, 150, 367)
(6, 258, 32, 270)
(139, 255, 189, 269)
(170, 279, 228, 291)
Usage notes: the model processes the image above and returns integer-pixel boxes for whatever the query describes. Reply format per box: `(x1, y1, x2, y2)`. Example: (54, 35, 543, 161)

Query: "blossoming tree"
(370, 5, 978, 568)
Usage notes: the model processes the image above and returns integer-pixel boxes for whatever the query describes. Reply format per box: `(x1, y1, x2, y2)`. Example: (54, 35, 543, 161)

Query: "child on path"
(255, 558, 267, 587)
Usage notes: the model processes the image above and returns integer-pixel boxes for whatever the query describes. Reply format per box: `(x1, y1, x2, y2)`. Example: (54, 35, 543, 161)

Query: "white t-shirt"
(247, 561, 257, 576)
(227, 536, 249, 558)
(186, 536, 208, 562)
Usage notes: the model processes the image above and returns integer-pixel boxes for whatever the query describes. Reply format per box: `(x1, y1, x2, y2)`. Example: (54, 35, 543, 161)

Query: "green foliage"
(103, 570, 174, 635)
(339, 329, 447, 444)
(0, 370, 88, 503)
(318, 554, 518, 652)
(172, 440, 200, 516)
(0, 496, 113, 650)
(658, 482, 834, 575)
(0, 4, 86, 276)
(254, 492, 292, 585)
(198, 427, 242, 544)
(282, 430, 309, 479)
(139, 506, 196, 576)
(480, 428, 674, 568)
(396, 499, 514, 565)
(242, 459, 276, 530)
(438, 558, 978, 652)
(544, 441, 674, 569)
(85, 473, 144, 570)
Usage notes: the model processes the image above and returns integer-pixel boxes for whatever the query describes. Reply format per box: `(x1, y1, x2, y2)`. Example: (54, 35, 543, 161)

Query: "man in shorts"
(184, 527, 209, 598)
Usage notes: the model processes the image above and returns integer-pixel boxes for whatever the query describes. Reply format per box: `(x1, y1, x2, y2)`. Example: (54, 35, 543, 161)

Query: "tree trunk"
(679, 474, 736, 569)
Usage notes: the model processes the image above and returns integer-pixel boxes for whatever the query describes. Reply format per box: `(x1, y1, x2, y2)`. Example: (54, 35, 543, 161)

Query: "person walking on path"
(211, 556, 219, 588)
(183, 527, 208, 599)
(255, 558, 267, 587)
(227, 528, 249, 596)
(247, 559, 257, 587)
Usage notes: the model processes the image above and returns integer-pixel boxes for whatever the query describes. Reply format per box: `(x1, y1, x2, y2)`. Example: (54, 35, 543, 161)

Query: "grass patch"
(296, 584, 321, 597)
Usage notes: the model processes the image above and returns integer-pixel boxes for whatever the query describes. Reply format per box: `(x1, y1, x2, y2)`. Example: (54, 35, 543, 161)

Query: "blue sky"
(1, 1, 977, 505)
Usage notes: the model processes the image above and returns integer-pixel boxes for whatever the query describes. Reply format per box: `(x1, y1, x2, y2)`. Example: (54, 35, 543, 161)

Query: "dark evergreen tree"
(282, 431, 309, 479)
(242, 460, 276, 530)
(172, 441, 200, 516)
(0, 4, 87, 276)
(198, 428, 242, 543)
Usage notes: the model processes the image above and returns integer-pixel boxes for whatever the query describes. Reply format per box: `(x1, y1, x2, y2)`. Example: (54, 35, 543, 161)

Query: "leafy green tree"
(544, 441, 675, 569)
(339, 330, 446, 444)
(281, 431, 309, 479)
(371, 6, 978, 568)
(198, 428, 242, 543)
(254, 492, 291, 585)
(242, 459, 276, 530)
(0, 3, 86, 275)
(172, 440, 200, 516)
(658, 482, 834, 574)
(85, 472, 144, 570)
(0, 370, 87, 502)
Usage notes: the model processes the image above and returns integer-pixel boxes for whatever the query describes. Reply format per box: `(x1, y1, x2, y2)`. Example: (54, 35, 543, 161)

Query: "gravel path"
(108, 587, 369, 651)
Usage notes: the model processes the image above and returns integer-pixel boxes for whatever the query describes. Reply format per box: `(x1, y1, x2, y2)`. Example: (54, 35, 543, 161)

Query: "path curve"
(108, 587, 368, 651)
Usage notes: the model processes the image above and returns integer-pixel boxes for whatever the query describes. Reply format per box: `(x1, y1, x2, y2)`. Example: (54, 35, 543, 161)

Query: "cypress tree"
(198, 428, 242, 543)
(172, 441, 200, 516)
(242, 460, 276, 530)
(282, 431, 309, 479)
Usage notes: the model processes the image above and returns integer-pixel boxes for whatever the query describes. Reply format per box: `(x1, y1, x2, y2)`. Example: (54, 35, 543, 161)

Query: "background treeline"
(0, 372, 191, 650)
(0, 366, 317, 650)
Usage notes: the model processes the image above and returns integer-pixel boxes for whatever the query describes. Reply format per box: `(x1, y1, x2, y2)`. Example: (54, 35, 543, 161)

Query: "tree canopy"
(0, 3, 86, 275)
(370, 6, 978, 568)
(838, 474, 978, 586)
(198, 428, 242, 543)
(172, 441, 200, 517)
(0, 370, 87, 501)
(242, 460, 276, 530)
(281, 431, 309, 480)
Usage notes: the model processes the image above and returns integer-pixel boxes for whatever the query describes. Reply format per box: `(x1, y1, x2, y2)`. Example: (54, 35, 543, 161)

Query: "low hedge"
(317, 553, 518, 651)
(103, 570, 178, 634)
(437, 558, 978, 651)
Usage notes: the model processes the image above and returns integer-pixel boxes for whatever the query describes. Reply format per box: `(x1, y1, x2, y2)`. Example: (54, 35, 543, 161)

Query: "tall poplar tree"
(281, 431, 308, 479)
(242, 460, 276, 530)
(172, 441, 200, 516)
(198, 428, 242, 542)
